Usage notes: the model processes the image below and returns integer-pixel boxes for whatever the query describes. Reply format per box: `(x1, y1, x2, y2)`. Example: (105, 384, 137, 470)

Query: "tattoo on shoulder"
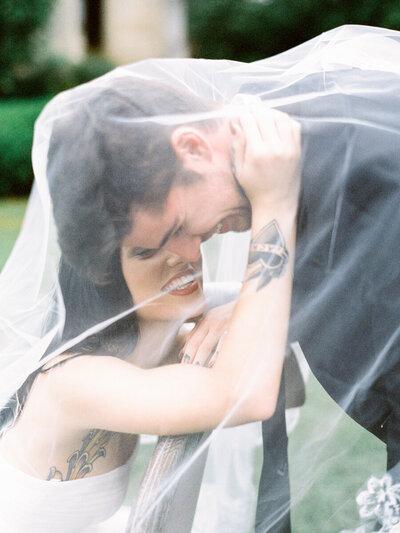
(246, 220, 289, 291)
(47, 429, 115, 481)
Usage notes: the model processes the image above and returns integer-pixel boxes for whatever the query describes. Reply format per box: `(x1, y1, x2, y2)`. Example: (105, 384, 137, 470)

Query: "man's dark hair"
(47, 76, 219, 283)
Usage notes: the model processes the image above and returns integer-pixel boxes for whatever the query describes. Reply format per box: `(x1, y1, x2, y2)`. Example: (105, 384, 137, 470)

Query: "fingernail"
(195, 362, 201, 366)
(183, 354, 191, 364)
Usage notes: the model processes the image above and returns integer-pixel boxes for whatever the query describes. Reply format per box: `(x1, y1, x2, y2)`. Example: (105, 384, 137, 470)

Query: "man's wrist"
(251, 200, 298, 236)
(251, 195, 298, 214)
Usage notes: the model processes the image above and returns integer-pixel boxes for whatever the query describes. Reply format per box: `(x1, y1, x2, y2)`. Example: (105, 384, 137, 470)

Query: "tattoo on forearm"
(47, 429, 115, 481)
(246, 220, 289, 291)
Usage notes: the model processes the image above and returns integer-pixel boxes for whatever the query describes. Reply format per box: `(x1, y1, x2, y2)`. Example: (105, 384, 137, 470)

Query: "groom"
(49, 53, 400, 531)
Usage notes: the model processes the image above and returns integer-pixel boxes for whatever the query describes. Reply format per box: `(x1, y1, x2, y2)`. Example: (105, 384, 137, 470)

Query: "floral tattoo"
(47, 429, 115, 481)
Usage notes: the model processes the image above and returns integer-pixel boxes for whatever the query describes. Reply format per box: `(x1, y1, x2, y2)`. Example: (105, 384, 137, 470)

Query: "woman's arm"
(48, 105, 301, 436)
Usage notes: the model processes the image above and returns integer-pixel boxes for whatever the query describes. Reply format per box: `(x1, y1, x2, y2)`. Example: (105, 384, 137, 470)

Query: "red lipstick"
(161, 269, 201, 296)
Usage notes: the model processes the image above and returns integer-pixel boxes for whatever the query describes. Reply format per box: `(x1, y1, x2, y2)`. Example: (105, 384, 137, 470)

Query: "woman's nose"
(165, 236, 202, 264)
(165, 252, 186, 268)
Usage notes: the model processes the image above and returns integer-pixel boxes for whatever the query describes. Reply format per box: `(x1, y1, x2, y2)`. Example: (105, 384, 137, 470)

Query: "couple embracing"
(0, 24, 399, 533)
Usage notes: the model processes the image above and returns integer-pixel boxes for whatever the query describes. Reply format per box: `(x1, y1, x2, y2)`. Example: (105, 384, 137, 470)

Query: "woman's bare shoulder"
(32, 354, 141, 432)
(43, 353, 131, 371)
(33, 354, 137, 411)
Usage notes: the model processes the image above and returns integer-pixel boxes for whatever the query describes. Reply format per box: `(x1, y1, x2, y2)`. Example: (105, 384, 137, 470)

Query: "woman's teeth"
(163, 274, 196, 293)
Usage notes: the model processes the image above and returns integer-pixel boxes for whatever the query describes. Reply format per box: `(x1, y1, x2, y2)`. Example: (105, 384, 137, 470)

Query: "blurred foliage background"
(186, 0, 400, 62)
(2, 0, 400, 196)
(0, 0, 56, 97)
(0, 0, 114, 196)
(2, 0, 400, 197)
(0, 0, 114, 98)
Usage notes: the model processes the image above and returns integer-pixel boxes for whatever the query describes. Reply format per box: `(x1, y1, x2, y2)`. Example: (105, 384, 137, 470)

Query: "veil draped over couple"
(0, 24, 400, 533)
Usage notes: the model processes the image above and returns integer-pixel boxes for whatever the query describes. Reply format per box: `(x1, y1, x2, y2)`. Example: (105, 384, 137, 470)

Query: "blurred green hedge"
(0, 56, 115, 196)
(8, 55, 116, 98)
(0, 97, 50, 196)
(0, 0, 116, 196)
(187, 0, 400, 62)
(0, 0, 56, 97)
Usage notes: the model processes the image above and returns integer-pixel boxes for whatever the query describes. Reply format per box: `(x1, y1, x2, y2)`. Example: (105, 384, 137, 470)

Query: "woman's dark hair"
(53, 252, 138, 358)
(0, 252, 138, 433)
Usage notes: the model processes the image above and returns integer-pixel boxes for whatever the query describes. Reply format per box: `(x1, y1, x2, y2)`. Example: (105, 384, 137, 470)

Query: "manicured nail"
(183, 354, 191, 364)
(195, 362, 201, 366)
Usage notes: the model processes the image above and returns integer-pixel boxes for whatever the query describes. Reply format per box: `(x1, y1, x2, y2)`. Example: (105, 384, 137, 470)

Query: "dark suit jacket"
(241, 67, 400, 531)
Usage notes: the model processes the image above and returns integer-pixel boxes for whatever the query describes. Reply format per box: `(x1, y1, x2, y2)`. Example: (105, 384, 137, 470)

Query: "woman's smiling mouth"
(161, 270, 200, 295)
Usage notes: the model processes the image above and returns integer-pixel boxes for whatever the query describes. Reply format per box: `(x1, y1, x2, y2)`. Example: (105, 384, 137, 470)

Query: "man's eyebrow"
(157, 220, 180, 249)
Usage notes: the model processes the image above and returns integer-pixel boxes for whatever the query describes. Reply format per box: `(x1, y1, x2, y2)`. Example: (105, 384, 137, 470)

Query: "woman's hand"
(179, 302, 235, 367)
(230, 96, 301, 212)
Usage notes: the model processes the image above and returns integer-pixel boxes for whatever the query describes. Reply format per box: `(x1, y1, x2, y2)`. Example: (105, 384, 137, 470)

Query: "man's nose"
(165, 236, 202, 263)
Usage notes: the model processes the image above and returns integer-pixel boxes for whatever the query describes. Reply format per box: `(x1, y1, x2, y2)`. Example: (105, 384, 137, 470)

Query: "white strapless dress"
(0, 452, 134, 532)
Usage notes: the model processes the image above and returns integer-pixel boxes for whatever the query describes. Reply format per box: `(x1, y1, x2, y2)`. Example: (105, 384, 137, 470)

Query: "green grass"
(0, 200, 386, 530)
(289, 375, 385, 533)
(0, 197, 27, 269)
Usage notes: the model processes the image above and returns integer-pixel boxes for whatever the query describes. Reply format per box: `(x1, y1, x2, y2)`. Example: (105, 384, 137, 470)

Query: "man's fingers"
(230, 120, 245, 186)
(256, 108, 296, 148)
(236, 108, 265, 151)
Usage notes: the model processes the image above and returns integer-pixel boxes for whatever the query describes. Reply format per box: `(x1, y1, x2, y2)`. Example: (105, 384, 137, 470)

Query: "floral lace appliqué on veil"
(341, 474, 400, 533)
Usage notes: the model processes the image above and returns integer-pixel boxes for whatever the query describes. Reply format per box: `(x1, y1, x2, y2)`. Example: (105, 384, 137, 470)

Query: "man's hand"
(230, 96, 301, 212)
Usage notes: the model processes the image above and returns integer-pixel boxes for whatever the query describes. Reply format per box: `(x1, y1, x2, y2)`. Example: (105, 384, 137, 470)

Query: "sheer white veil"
(1, 24, 400, 532)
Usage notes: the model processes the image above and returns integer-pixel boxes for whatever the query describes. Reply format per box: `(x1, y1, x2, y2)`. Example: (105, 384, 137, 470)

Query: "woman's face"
(120, 246, 206, 323)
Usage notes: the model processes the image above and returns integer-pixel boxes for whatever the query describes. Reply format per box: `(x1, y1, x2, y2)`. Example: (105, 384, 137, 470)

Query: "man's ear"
(170, 127, 212, 169)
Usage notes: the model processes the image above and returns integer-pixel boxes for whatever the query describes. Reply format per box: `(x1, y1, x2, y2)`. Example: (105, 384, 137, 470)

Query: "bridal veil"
(1, 24, 400, 532)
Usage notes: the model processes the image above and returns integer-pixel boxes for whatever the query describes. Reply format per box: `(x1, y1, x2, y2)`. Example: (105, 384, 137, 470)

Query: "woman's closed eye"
(129, 247, 160, 260)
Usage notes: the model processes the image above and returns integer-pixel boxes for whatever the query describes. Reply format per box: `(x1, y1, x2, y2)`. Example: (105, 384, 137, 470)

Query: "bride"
(0, 67, 301, 530)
